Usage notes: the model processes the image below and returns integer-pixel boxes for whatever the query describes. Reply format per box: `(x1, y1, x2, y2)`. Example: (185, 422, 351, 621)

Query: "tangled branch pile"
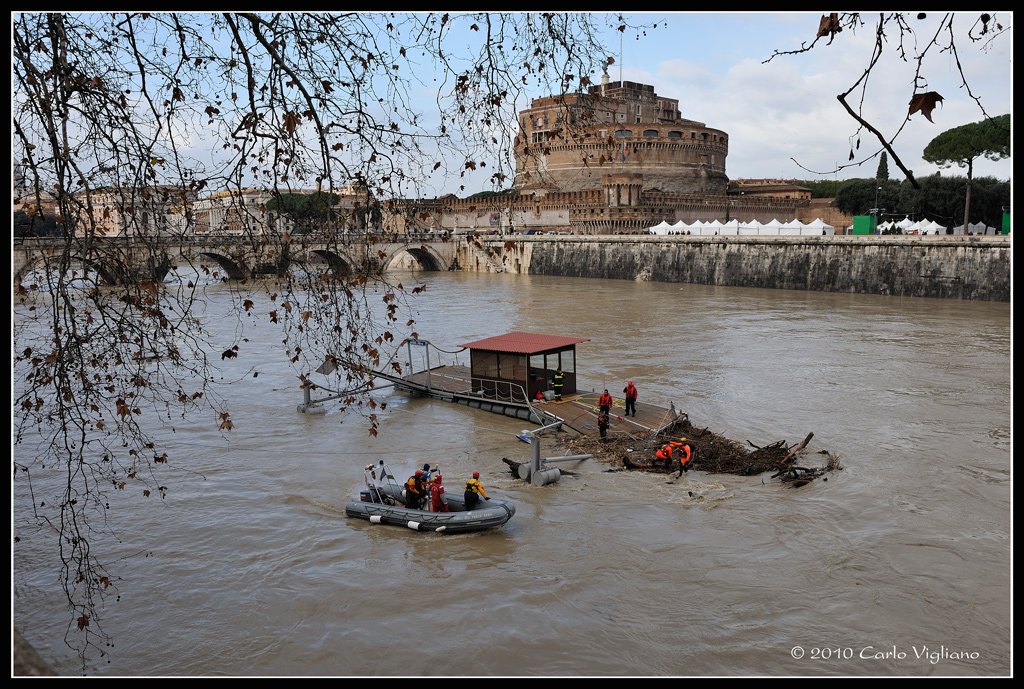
(560, 415, 840, 484)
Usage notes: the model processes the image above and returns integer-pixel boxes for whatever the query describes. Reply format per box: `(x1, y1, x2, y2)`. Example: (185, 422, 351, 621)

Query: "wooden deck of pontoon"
(400, 365, 682, 439)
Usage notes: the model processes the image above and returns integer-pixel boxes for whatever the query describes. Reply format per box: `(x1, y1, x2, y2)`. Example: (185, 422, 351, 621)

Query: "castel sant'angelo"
(437, 70, 820, 235)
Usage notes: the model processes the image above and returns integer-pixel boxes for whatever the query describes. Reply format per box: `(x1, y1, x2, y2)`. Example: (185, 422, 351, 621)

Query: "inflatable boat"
(345, 464, 516, 533)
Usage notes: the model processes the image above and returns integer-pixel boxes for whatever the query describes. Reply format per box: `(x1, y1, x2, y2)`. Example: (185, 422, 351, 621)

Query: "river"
(12, 270, 1012, 676)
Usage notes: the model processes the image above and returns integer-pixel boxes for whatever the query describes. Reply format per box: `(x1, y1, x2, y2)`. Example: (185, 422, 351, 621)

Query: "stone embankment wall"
(477, 235, 1011, 301)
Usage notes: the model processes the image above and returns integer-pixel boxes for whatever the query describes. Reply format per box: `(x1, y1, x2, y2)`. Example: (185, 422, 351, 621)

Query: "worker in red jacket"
(429, 474, 450, 513)
(623, 381, 638, 417)
(598, 389, 613, 413)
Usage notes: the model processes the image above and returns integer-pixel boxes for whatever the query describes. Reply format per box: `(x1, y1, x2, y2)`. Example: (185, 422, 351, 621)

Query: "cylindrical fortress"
(514, 79, 729, 196)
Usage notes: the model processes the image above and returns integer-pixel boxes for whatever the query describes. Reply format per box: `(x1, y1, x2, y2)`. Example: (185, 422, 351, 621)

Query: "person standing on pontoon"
(623, 381, 638, 417)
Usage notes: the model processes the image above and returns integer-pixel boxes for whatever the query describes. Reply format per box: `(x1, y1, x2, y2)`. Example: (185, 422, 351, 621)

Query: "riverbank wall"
(472, 235, 1011, 301)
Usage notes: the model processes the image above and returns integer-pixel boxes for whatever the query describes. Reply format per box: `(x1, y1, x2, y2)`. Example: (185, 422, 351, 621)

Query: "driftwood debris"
(771, 450, 842, 487)
(558, 416, 840, 487)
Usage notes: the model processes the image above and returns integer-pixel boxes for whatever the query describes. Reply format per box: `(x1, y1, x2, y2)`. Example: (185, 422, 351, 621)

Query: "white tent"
(737, 220, 760, 235)
(954, 221, 991, 235)
(777, 219, 803, 236)
(803, 218, 835, 235)
(648, 220, 673, 235)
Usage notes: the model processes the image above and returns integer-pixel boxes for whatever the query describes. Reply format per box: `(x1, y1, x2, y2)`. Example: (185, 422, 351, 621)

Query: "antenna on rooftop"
(619, 30, 623, 85)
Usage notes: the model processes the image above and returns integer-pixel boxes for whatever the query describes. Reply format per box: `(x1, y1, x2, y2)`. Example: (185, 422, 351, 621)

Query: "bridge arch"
(13, 242, 165, 287)
(383, 244, 451, 271)
(193, 250, 252, 281)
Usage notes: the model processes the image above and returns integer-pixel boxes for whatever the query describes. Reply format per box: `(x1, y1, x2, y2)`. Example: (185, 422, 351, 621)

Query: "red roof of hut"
(459, 331, 589, 355)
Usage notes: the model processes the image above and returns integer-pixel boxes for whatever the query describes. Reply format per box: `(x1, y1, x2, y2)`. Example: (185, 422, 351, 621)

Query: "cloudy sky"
(590, 12, 1012, 186)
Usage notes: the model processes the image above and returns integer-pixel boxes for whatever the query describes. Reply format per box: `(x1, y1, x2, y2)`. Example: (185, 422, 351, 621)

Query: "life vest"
(624, 383, 637, 400)
(465, 478, 488, 499)
(678, 444, 692, 466)
(656, 445, 673, 461)
(599, 392, 613, 408)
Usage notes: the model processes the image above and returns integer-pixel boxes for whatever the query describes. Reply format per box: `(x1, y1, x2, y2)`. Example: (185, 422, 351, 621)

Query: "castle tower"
(513, 81, 729, 197)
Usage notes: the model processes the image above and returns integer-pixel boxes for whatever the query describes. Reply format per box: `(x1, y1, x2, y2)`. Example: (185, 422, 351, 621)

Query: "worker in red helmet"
(464, 471, 490, 510)
(405, 469, 428, 510)
(429, 474, 450, 513)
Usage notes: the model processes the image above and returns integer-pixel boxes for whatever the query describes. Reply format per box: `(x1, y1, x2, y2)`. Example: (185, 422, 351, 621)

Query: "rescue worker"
(655, 438, 686, 467)
(405, 470, 428, 510)
(655, 442, 675, 465)
(598, 409, 610, 441)
(598, 389, 613, 413)
(429, 474, 450, 513)
(623, 381, 638, 417)
(464, 471, 490, 510)
(552, 367, 564, 401)
(676, 438, 695, 477)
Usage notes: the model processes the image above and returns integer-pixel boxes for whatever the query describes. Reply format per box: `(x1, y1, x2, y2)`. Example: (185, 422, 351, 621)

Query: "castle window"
(643, 129, 658, 138)
(668, 131, 682, 138)
(614, 130, 632, 138)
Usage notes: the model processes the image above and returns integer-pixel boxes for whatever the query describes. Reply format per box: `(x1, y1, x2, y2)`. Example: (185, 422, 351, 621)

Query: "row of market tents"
(878, 218, 1001, 235)
(648, 219, 835, 236)
(648, 217, 1002, 236)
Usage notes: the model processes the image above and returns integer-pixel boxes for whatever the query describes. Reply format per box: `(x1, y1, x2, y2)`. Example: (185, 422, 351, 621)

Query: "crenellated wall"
(475, 235, 1011, 301)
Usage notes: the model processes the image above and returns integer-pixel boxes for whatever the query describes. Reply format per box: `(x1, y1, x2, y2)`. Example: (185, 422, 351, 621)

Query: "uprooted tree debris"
(538, 414, 841, 487)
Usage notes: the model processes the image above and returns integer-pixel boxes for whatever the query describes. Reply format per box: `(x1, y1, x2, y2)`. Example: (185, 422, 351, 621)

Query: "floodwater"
(12, 270, 1012, 676)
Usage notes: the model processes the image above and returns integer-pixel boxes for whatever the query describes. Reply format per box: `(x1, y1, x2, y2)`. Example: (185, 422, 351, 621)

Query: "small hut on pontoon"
(458, 331, 589, 403)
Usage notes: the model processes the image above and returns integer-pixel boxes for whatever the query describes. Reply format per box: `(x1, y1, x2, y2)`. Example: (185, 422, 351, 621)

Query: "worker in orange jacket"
(676, 439, 695, 476)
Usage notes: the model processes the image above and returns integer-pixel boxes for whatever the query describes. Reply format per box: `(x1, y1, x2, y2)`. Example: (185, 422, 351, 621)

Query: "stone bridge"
(11, 233, 503, 285)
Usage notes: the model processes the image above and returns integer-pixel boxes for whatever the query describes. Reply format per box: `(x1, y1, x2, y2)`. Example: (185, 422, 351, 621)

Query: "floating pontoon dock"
(356, 333, 686, 440)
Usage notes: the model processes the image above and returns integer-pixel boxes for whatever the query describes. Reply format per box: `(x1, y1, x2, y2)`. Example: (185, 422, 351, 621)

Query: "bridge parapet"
(13, 234, 462, 284)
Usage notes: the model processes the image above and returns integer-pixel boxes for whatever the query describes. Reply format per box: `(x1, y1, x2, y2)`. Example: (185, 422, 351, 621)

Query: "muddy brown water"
(13, 270, 1011, 676)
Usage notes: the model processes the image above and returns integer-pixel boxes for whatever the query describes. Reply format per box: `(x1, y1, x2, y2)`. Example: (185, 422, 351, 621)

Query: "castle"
(514, 75, 729, 197)
(429, 76, 813, 235)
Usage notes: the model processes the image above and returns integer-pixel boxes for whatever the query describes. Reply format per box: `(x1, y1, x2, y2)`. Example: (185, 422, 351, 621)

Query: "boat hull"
(345, 484, 515, 533)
